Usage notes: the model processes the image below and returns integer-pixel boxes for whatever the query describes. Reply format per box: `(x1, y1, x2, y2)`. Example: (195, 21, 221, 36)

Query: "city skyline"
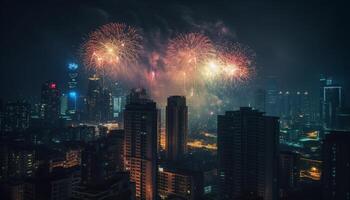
(1, 1, 350, 200)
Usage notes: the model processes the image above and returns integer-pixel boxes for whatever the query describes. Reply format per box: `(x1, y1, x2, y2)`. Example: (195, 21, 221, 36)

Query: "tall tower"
(67, 63, 79, 115)
(124, 88, 158, 200)
(166, 96, 188, 162)
(265, 76, 279, 116)
(41, 81, 60, 125)
(322, 86, 342, 129)
(254, 88, 266, 112)
(218, 107, 279, 200)
(86, 75, 102, 122)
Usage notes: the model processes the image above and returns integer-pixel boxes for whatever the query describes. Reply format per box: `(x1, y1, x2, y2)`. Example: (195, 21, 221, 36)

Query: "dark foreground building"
(322, 131, 350, 200)
(166, 96, 188, 162)
(218, 107, 279, 200)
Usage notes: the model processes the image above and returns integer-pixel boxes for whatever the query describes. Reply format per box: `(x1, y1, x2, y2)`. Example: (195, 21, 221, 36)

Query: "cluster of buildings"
(0, 67, 349, 200)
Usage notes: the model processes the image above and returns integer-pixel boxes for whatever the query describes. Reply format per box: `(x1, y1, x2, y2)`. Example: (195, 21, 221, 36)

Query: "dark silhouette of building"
(124, 88, 158, 200)
(279, 151, 300, 198)
(86, 75, 113, 122)
(81, 132, 124, 185)
(322, 131, 350, 200)
(265, 76, 279, 116)
(254, 88, 266, 112)
(24, 168, 73, 200)
(2, 100, 30, 132)
(86, 75, 102, 122)
(41, 81, 61, 125)
(100, 88, 113, 122)
(74, 129, 134, 200)
(166, 96, 188, 162)
(218, 107, 279, 200)
(72, 172, 135, 200)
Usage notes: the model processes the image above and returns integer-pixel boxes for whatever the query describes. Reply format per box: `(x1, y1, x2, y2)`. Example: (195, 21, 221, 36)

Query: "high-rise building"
(254, 88, 266, 112)
(322, 131, 350, 200)
(0, 99, 4, 132)
(124, 88, 158, 200)
(322, 86, 343, 129)
(278, 91, 292, 119)
(166, 96, 188, 162)
(319, 76, 343, 129)
(299, 91, 312, 124)
(100, 88, 113, 122)
(279, 151, 300, 198)
(67, 63, 79, 115)
(265, 76, 279, 116)
(86, 75, 102, 122)
(3, 100, 30, 132)
(218, 107, 279, 200)
(112, 82, 126, 122)
(41, 81, 61, 125)
(60, 94, 68, 116)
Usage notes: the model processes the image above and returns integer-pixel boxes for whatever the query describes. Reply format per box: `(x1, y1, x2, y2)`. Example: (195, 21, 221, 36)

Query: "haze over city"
(1, 1, 349, 200)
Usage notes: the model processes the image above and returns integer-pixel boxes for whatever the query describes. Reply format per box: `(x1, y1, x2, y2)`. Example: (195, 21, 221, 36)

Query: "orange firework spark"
(216, 42, 255, 83)
(82, 23, 142, 75)
(166, 33, 215, 70)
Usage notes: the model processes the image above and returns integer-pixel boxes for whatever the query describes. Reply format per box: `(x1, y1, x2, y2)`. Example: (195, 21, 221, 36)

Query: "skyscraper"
(41, 81, 60, 125)
(112, 82, 126, 122)
(100, 88, 113, 122)
(265, 76, 279, 116)
(60, 93, 68, 116)
(319, 75, 343, 129)
(86, 75, 102, 122)
(166, 96, 188, 162)
(67, 63, 79, 115)
(322, 86, 342, 129)
(218, 107, 279, 200)
(254, 88, 266, 112)
(322, 131, 350, 200)
(124, 88, 158, 200)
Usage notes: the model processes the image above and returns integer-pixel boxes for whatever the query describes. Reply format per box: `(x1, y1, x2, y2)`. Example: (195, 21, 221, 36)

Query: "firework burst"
(166, 33, 215, 70)
(82, 23, 142, 76)
(201, 42, 255, 85)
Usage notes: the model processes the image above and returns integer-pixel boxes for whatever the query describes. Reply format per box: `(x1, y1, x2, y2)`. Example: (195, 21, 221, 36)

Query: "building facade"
(218, 107, 279, 200)
(124, 88, 158, 200)
(166, 96, 188, 162)
(322, 131, 350, 200)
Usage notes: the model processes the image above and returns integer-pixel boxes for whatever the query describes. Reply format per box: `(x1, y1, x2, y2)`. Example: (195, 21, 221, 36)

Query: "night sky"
(1, 0, 349, 102)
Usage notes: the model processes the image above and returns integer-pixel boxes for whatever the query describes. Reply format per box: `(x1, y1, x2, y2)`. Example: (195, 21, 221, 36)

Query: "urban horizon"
(1, 1, 349, 200)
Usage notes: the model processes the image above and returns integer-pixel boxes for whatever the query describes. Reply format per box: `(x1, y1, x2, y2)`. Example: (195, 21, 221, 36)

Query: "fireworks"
(81, 23, 256, 130)
(166, 33, 215, 70)
(82, 23, 142, 75)
(200, 42, 255, 86)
